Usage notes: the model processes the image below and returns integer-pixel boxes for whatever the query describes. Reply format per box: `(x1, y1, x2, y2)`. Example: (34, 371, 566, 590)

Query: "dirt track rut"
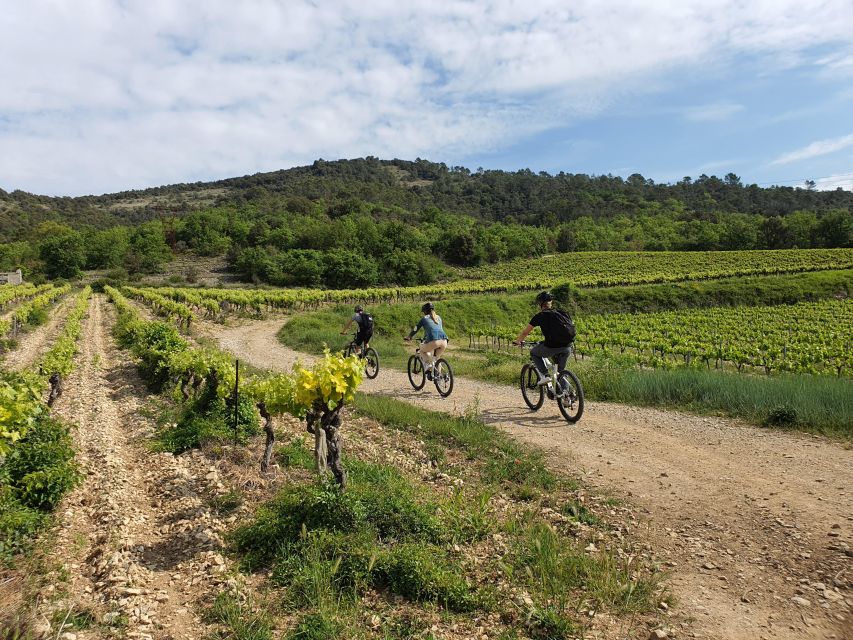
(211, 318, 852, 640)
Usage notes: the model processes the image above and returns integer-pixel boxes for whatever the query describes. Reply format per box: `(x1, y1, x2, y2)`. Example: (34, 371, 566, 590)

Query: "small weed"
(286, 612, 343, 640)
(443, 488, 495, 544)
(205, 591, 274, 640)
(209, 490, 244, 515)
(560, 500, 600, 526)
(277, 437, 314, 470)
(52, 606, 97, 631)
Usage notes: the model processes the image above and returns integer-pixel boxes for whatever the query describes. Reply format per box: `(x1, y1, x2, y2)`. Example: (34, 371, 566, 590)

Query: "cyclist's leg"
(432, 339, 447, 360)
(421, 340, 442, 369)
(555, 347, 570, 372)
(530, 343, 549, 378)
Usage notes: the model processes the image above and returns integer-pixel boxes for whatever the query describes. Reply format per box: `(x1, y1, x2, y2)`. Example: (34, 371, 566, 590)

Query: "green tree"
(40, 231, 85, 279)
(126, 222, 172, 274)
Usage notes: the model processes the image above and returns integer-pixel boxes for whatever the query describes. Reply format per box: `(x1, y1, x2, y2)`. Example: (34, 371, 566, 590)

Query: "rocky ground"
(211, 318, 852, 640)
(28, 296, 247, 639)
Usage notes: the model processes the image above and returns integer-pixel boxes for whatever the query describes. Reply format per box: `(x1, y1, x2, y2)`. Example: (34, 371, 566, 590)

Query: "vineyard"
(468, 299, 853, 377)
(128, 248, 853, 313)
(461, 248, 853, 285)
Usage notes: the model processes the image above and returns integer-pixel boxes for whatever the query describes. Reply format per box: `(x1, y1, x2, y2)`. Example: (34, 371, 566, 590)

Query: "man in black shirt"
(513, 291, 575, 382)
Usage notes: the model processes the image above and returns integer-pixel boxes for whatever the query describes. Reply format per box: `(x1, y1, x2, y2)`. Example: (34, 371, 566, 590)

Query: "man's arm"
(513, 324, 535, 345)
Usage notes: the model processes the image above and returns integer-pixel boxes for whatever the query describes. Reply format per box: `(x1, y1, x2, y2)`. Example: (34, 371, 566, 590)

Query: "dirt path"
(1, 296, 72, 371)
(210, 318, 852, 640)
(33, 296, 243, 639)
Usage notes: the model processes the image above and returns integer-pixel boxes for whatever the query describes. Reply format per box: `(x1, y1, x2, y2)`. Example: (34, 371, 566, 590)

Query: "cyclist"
(513, 291, 576, 385)
(405, 302, 448, 379)
(340, 305, 374, 356)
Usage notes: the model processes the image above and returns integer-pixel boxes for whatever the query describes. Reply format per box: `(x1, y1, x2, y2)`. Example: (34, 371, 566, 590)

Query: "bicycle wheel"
(363, 348, 379, 379)
(407, 355, 426, 390)
(520, 363, 545, 410)
(556, 370, 584, 423)
(343, 342, 355, 358)
(433, 358, 454, 397)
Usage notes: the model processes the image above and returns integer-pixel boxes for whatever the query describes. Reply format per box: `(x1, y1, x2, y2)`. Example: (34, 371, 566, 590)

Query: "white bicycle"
(518, 342, 584, 423)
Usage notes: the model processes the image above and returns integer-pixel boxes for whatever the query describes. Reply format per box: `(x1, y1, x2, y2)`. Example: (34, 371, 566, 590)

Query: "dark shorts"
(355, 330, 373, 346)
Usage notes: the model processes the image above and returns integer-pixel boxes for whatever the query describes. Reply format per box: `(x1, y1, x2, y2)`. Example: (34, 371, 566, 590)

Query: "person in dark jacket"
(513, 291, 574, 381)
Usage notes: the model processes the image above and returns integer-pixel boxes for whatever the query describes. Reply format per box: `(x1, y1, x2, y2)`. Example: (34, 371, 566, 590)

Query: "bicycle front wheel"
(363, 348, 379, 379)
(520, 363, 544, 410)
(556, 370, 584, 423)
(407, 355, 426, 390)
(433, 358, 454, 397)
(343, 342, 355, 358)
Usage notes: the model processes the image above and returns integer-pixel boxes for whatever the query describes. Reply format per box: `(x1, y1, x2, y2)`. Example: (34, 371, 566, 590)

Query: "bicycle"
(343, 334, 379, 379)
(406, 340, 454, 397)
(517, 341, 584, 423)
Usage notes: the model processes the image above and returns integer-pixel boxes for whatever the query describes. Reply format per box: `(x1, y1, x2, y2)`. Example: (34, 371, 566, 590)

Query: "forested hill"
(2, 157, 852, 235)
(1, 157, 851, 288)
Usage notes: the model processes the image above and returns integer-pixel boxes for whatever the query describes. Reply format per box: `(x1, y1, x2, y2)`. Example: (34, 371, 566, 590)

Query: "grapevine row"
(0, 287, 91, 456)
(462, 248, 853, 286)
(123, 286, 196, 329)
(104, 286, 363, 476)
(11, 284, 71, 329)
(142, 249, 853, 314)
(0, 283, 53, 309)
(467, 299, 853, 377)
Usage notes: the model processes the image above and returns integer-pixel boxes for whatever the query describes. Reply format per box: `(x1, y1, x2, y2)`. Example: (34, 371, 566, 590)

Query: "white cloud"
(2, 0, 853, 194)
(683, 103, 744, 122)
(815, 173, 853, 191)
(771, 134, 853, 165)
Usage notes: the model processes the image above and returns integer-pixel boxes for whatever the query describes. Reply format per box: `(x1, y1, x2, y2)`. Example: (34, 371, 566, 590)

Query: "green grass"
(205, 591, 274, 640)
(351, 394, 561, 496)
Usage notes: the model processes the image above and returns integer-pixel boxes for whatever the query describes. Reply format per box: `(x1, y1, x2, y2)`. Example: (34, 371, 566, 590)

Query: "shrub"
(376, 543, 477, 612)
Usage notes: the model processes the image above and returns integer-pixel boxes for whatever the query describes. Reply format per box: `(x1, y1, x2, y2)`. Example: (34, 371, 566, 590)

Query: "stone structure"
(0, 269, 23, 285)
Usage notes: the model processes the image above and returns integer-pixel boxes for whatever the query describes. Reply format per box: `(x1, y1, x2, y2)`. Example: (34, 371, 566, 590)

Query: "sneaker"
(536, 376, 551, 387)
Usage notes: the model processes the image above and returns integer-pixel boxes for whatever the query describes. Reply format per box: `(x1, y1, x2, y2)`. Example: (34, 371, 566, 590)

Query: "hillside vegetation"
(1, 158, 851, 288)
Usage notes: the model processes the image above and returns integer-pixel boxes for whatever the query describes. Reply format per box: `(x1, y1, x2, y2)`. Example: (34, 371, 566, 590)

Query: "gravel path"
(1, 296, 72, 371)
(210, 318, 852, 640)
(33, 296, 243, 639)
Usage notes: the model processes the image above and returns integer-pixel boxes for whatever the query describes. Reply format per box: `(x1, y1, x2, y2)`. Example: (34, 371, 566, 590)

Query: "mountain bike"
(406, 340, 454, 397)
(343, 334, 379, 379)
(517, 342, 584, 423)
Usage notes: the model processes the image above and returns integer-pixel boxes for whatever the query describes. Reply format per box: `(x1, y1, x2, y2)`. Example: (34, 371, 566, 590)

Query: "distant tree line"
(0, 158, 850, 287)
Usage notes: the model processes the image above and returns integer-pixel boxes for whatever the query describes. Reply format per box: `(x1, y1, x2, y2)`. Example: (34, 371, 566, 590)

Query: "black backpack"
(550, 309, 576, 344)
(357, 312, 374, 333)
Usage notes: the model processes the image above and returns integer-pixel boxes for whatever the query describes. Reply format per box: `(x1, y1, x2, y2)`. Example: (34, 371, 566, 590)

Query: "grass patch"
(205, 591, 274, 640)
(277, 436, 315, 470)
(508, 522, 661, 636)
(351, 394, 560, 497)
(232, 461, 482, 615)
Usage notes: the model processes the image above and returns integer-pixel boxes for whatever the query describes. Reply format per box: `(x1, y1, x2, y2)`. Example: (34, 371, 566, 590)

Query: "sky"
(1, 0, 852, 197)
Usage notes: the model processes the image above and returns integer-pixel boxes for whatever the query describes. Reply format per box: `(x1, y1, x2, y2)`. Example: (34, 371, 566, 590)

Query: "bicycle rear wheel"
(520, 363, 545, 410)
(407, 355, 426, 390)
(363, 348, 379, 379)
(433, 358, 454, 397)
(556, 370, 584, 423)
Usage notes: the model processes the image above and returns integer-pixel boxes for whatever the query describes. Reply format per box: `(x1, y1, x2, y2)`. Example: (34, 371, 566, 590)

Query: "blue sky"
(1, 0, 852, 196)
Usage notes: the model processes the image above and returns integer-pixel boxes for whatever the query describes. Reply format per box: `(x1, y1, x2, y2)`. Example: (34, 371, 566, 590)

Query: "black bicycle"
(343, 335, 379, 379)
(518, 342, 584, 423)
(407, 340, 454, 397)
